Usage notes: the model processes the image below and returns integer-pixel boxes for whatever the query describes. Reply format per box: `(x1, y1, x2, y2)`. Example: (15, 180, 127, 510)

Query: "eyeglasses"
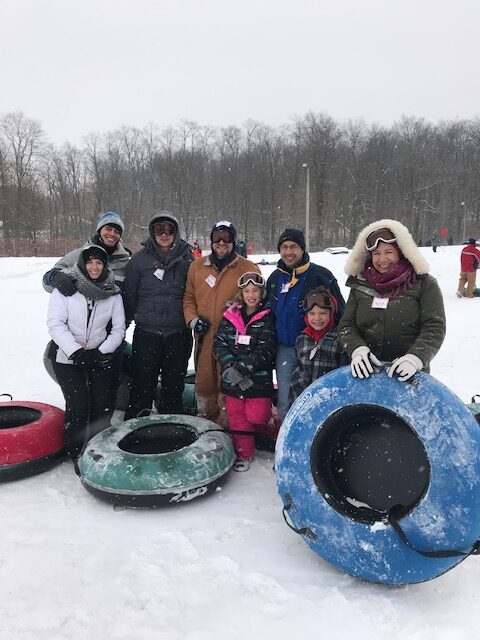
(302, 290, 333, 311)
(153, 222, 176, 236)
(212, 230, 232, 244)
(365, 228, 397, 251)
(238, 272, 266, 289)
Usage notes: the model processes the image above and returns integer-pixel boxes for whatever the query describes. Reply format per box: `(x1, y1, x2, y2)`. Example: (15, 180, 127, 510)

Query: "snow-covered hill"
(0, 245, 479, 640)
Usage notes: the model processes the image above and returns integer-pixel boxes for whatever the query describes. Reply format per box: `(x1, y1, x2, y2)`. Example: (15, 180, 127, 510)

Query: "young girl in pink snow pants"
(213, 272, 276, 471)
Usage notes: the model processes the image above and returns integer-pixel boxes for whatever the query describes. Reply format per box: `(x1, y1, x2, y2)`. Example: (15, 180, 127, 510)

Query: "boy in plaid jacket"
(289, 286, 348, 405)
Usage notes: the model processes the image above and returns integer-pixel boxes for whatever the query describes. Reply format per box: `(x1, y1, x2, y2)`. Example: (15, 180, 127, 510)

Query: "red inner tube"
(0, 402, 65, 465)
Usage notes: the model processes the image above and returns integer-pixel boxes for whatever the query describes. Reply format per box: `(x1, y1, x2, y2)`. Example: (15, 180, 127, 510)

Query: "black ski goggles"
(212, 230, 233, 244)
(365, 228, 397, 251)
(153, 222, 176, 236)
(238, 272, 266, 289)
(302, 290, 334, 312)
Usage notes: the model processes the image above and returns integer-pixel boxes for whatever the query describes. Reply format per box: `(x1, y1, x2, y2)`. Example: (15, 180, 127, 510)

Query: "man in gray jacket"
(124, 212, 194, 418)
(42, 211, 131, 294)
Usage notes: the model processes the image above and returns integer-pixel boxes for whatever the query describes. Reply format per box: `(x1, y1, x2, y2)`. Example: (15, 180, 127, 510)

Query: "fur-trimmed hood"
(344, 219, 429, 276)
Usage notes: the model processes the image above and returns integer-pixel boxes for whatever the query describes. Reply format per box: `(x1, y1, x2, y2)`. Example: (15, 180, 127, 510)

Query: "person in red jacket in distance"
(457, 238, 480, 298)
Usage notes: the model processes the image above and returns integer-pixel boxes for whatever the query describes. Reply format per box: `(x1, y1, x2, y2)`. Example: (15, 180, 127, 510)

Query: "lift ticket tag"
(372, 297, 389, 309)
(205, 274, 217, 288)
(154, 268, 165, 280)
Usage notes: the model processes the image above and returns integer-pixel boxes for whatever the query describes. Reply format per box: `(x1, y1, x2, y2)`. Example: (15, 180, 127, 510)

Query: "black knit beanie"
(277, 228, 306, 252)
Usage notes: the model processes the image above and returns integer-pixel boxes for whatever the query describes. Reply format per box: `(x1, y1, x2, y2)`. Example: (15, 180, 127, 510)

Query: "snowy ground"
(0, 245, 479, 640)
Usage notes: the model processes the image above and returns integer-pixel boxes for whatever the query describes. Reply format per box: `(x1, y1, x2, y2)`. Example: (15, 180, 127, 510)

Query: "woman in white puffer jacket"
(47, 245, 125, 458)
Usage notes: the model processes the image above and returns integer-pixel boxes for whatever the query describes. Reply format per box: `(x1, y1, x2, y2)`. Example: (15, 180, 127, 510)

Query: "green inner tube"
(466, 401, 480, 423)
(77, 414, 235, 503)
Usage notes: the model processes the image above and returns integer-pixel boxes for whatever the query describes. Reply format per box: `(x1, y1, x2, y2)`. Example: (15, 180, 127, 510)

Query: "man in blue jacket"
(266, 228, 345, 420)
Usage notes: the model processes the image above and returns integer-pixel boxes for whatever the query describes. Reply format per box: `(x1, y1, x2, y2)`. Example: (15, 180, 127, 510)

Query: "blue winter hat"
(96, 211, 125, 235)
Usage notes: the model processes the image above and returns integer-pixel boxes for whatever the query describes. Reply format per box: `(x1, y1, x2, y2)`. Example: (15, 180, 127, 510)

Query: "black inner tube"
(0, 407, 42, 429)
(310, 404, 431, 524)
(119, 423, 198, 454)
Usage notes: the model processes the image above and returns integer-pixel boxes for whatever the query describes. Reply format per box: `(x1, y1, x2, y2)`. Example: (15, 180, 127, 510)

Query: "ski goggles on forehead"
(365, 228, 397, 251)
(238, 272, 266, 289)
(302, 291, 333, 311)
(212, 230, 233, 244)
(153, 222, 176, 236)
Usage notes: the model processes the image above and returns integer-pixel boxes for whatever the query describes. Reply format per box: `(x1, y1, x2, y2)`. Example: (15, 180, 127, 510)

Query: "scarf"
(67, 265, 120, 300)
(362, 257, 417, 300)
(210, 249, 237, 271)
(277, 256, 310, 288)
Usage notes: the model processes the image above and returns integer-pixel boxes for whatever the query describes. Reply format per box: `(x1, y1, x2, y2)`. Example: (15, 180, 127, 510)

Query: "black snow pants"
(125, 326, 193, 419)
(52, 359, 116, 458)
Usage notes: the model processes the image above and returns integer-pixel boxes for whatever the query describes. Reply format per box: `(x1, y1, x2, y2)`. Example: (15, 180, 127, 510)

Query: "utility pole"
(302, 163, 310, 252)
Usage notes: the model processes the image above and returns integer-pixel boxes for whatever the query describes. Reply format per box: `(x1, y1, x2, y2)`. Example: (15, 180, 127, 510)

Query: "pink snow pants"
(225, 396, 273, 460)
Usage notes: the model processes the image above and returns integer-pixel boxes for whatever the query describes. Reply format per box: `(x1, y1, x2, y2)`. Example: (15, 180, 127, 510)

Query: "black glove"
(70, 348, 87, 365)
(71, 348, 106, 367)
(234, 360, 254, 377)
(51, 271, 77, 296)
(193, 317, 211, 335)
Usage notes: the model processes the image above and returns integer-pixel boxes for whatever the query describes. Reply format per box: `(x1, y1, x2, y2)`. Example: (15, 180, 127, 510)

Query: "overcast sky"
(1, 0, 479, 146)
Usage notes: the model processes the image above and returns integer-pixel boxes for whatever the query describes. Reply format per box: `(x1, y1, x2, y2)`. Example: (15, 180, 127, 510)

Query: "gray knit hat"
(96, 211, 125, 235)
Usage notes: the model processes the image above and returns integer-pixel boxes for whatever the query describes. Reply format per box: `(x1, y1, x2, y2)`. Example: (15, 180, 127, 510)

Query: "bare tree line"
(1, 110, 480, 256)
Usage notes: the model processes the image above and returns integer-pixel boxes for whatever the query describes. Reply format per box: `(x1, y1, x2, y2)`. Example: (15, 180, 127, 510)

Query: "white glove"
(350, 346, 382, 379)
(387, 354, 423, 382)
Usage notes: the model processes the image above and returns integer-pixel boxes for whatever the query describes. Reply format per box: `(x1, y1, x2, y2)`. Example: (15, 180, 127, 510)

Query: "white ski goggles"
(365, 229, 397, 252)
(238, 272, 266, 289)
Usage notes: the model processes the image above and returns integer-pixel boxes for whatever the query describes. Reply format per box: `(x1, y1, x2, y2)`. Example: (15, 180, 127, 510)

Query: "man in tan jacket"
(183, 221, 260, 426)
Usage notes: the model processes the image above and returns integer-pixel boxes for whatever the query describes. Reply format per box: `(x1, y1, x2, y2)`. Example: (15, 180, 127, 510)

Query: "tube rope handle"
(281, 493, 318, 541)
(388, 504, 480, 558)
(0, 393, 13, 401)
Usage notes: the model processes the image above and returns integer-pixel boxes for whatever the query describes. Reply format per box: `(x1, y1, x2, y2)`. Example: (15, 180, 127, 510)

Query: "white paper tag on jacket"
(281, 282, 290, 293)
(309, 346, 318, 359)
(372, 296, 389, 309)
(154, 268, 165, 280)
(238, 335, 251, 345)
(205, 274, 217, 288)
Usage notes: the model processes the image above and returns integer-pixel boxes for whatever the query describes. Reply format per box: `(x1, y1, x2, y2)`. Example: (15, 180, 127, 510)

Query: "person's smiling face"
(279, 241, 303, 268)
(307, 305, 331, 330)
(371, 242, 401, 274)
(212, 240, 233, 259)
(99, 225, 121, 247)
(242, 283, 262, 312)
(85, 258, 104, 280)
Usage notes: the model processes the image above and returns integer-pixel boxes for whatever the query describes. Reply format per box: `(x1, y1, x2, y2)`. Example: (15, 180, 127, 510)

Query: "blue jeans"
(276, 344, 297, 421)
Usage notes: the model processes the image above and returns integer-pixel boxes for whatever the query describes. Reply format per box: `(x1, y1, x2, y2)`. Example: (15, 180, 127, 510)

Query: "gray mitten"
(221, 366, 245, 386)
(238, 376, 254, 392)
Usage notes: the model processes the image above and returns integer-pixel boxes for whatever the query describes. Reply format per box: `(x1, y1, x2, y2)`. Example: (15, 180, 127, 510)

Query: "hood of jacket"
(145, 212, 187, 262)
(344, 218, 429, 277)
(223, 301, 271, 334)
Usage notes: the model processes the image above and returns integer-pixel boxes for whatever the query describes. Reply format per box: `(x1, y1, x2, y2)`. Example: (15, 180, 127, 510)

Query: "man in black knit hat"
(266, 227, 345, 420)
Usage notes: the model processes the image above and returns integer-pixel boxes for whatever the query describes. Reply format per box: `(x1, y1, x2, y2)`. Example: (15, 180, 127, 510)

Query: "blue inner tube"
(276, 366, 480, 585)
(77, 414, 235, 508)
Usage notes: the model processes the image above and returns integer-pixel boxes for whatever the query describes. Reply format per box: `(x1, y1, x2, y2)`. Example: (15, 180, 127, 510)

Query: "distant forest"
(1, 110, 479, 255)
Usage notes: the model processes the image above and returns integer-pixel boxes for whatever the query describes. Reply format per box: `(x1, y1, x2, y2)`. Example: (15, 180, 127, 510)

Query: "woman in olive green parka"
(338, 219, 446, 381)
